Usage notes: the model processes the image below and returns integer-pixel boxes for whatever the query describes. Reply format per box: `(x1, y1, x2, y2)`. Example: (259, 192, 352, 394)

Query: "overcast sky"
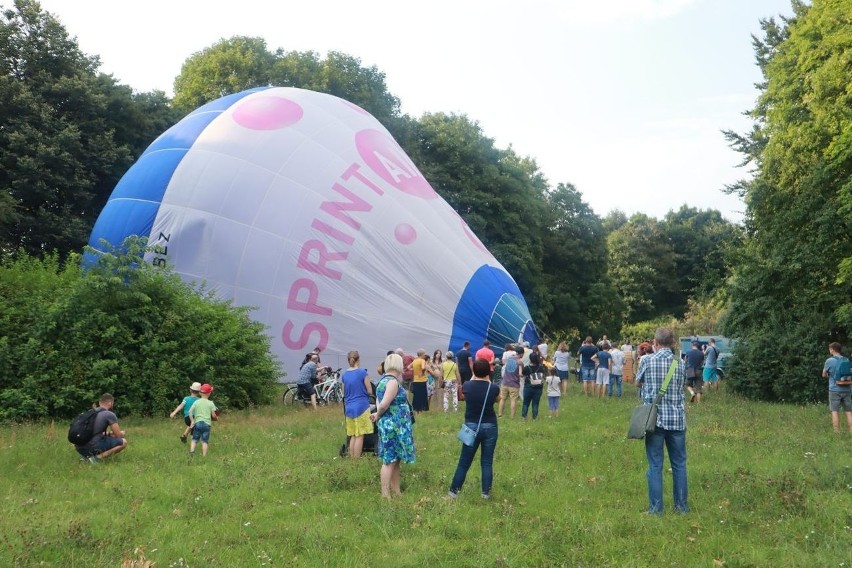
(34, 0, 796, 223)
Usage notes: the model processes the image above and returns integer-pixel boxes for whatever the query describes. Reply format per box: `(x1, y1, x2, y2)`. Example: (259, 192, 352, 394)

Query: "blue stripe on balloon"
(449, 265, 537, 356)
(86, 86, 274, 255)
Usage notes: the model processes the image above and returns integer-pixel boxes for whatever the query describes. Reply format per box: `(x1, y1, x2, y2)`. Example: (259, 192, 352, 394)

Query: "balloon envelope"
(87, 87, 538, 374)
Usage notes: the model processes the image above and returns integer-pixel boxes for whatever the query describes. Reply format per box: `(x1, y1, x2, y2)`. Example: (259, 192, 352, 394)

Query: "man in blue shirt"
(636, 328, 688, 514)
(821, 342, 852, 433)
(578, 337, 598, 397)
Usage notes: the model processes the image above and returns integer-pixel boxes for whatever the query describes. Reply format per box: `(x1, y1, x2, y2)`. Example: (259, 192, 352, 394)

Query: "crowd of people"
(72, 333, 851, 514)
(336, 333, 703, 508)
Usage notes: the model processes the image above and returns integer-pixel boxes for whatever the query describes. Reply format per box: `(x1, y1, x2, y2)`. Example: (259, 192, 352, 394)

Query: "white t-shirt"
(537, 343, 548, 360)
(546, 375, 561, 396)
(553, 350, 570, 371)
(609, 348, 626, 375)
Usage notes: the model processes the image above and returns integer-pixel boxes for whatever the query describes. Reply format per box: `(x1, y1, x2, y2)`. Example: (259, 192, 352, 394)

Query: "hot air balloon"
(87, 87, 538, 374)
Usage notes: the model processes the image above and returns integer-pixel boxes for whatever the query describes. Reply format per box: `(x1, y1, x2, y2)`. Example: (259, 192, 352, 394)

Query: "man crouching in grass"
(76, 393, 128, 464)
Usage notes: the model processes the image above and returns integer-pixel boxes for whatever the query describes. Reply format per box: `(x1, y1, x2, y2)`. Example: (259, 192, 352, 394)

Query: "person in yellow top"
(409, 349, 429, 412)
(441, 351, 460, 412)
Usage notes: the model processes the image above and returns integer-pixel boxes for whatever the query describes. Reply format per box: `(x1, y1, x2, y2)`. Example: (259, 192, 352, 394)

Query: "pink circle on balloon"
(355, 129, 437, 199)
(232, 95, 304, 130)
(395, 223, 417, 245)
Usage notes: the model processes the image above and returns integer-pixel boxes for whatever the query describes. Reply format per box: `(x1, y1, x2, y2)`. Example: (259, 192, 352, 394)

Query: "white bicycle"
(283, 368, 343, 406)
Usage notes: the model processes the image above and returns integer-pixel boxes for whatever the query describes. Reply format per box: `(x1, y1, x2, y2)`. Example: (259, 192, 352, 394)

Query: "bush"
(620, 316, 678, 345)
(0, 239, 280, 420)
(724, 312, 825, 403)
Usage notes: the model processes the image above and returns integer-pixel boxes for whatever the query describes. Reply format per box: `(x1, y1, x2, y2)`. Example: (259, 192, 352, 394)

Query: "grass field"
(0, 382, 849, 567)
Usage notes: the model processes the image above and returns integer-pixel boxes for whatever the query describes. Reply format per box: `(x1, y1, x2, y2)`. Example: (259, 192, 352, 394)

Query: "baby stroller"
(338, 402, 379, 457)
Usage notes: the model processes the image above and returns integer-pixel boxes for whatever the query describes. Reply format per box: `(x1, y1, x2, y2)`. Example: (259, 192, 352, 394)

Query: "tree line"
(2, 0, 848, 406)
(720, 0, 851, 403)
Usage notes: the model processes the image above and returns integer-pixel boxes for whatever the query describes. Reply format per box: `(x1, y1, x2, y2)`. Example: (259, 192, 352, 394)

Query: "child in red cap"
(188, 384, 219, 457)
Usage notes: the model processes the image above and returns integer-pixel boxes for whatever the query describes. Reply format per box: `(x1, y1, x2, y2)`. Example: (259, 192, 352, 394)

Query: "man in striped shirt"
(636, 327, 689, 514)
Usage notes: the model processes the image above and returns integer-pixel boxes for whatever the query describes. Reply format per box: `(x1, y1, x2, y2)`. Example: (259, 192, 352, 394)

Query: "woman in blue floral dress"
(370, 353, 416, 498)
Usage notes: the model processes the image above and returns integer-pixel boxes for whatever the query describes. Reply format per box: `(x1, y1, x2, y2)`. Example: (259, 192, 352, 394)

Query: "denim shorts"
(95, 436, 124, 453)
(581, 367, 596, 382)
(86, 436, 124, 455)
(192, 421, 212, 443)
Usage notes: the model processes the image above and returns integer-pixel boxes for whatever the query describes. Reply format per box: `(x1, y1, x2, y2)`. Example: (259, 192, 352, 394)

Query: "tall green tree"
(602, 209, 628, 234)
(660, 206, 742, 310)
(0, 0, 177, 258)
(722, 0, 852, 403)
(542, 182, 619, 336)
(172, 38, 407, 139)
(172, 36, 276, 112)
(607, 213, 679, 323)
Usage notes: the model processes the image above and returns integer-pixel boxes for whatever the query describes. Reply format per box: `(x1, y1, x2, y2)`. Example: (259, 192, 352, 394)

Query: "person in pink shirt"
(475, 340, 495, 369)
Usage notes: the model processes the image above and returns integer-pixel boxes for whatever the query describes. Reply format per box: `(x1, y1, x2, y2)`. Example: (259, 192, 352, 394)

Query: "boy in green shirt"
(189, 383, 219, 457)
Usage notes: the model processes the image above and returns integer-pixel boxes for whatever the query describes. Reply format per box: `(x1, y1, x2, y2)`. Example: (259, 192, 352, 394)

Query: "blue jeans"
(607, 374, 623, 397)
(581, 367, 596, 382)
(522, 385, 543, 418)
(450, 422, 498, 496)
(645, 428, 689, 514)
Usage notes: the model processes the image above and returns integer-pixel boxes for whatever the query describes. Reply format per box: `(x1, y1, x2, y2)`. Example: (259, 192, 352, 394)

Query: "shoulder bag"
(457, 382, 492, 447)
(627, 359, 678, 440)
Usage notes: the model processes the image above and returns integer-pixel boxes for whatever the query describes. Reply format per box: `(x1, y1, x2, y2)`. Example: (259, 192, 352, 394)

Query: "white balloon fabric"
(87, 87, 538, 375)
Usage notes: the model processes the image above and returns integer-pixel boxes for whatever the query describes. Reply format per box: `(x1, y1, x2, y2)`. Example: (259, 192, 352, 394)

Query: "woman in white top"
(553, 342, 571, 395)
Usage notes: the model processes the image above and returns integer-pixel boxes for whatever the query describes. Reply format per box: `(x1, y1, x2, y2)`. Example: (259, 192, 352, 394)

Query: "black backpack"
(67, 408, 104, 446)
